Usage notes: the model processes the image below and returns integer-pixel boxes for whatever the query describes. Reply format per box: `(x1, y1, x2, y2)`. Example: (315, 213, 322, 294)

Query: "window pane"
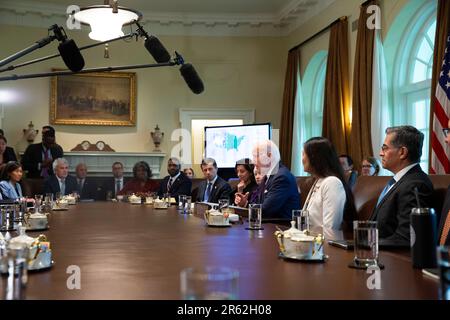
(413, 60, 428, 83)
(413, 100, 428, 129)
(427, 21, 436, 44)
(416, 38, 433, 62)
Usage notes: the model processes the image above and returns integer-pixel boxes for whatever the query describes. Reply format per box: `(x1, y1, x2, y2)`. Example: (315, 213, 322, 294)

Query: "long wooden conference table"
(0, 202, 439, 299)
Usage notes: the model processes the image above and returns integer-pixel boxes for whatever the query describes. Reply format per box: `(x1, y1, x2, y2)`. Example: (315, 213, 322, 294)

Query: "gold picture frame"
(50, 71, 136, 126)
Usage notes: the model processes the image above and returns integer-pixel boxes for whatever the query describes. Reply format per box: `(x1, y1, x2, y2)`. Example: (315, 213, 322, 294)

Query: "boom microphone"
(144, 36, 171, 63)
(58, 40, 85, 72)
(49, 25, 85, 72)
(179, 63, 204, 94)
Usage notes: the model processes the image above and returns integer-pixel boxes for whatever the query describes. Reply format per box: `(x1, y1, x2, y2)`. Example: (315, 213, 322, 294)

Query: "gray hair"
(52, 158, 69, 171)
(385, 126, 424, 163)
(253, 140, 281, 164)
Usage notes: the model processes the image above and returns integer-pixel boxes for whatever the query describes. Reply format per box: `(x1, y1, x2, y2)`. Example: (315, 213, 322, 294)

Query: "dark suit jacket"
(22, 143, 64, 178)
(99, 177, 130, 200)
(196, 176, 232, 203)
(43, 175, 78, 197)
(439, 186, 450, 246)
(77, 178, 98, 200)
(260, 164, 300, 220)
(371, 164, 434, 246)
(1, 146, 18, 164)
(157, 172, 192, 201)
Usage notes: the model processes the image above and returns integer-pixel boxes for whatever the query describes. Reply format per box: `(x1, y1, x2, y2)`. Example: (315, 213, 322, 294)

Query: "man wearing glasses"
(371, 126, 434, 246)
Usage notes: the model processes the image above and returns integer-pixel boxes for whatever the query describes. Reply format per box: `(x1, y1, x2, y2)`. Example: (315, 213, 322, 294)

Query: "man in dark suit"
(99, 161, 129, 200)
(75, 163, 98, 200)
(196, 158, 231, 203)
(371, 126, 434, 246)
(158, 157, 191, 201)
(22, 126, 64, 178)
(43, 158, 77, 197)
(241, 140, 300, 220)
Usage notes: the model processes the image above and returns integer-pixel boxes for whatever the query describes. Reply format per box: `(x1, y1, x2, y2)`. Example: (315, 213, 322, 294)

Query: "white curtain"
(371, 29, 391, 176)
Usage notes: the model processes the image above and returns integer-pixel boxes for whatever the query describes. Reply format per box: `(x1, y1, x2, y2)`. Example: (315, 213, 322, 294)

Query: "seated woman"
(183, 168, 195, 179)
(0, 161, 23, 200)
(0, 135, 18, 165)
(230, 158, 258, 207)
(235, 167, 264, 207)
(302, 137, 356, 230)
(117, 161, 159, 196)
(361, 156, 380, 176)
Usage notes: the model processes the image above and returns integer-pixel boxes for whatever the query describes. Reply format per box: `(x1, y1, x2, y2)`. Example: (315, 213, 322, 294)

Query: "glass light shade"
(73, 6, 142, 42)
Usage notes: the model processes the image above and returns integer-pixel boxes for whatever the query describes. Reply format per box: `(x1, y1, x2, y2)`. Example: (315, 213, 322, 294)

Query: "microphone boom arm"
(0, 32, 139, 73)
(0, 61, 176, 81)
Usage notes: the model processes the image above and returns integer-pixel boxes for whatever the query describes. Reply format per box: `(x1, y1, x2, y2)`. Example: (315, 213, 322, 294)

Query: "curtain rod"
(288, 16, 347, 52)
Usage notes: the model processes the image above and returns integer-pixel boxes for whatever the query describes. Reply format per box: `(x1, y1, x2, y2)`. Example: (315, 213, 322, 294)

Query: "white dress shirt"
(303, 176, 346, 230)
(114, 178, 124, 194)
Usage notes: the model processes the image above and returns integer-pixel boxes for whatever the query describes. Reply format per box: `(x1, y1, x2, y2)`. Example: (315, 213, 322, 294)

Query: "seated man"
(43, 158, 78, 197)
(195, 158, 231, 203)
(371, 126, 433, 246)
(22, 126, 63, 178)
(339, 154, 358, 189)
(75, 163, 98, 200)
(158, 157, 191, 201)
(236, 140, 300, 220)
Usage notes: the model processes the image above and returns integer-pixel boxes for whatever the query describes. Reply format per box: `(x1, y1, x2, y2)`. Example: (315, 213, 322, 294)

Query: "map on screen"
(204, 123, 271, 168)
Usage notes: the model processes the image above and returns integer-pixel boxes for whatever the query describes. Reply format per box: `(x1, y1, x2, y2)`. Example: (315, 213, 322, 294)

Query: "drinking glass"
(5, 242, 29, 300)
(55, 192, 62, 201)
(34, 195, 43, 214)
(437, 246, 450, 300)
(292, 209, 309, 232)
(353, 221, 379, 267)
(184, 196, 192, 214)
(178, 195, 187, 211)
(180, 266, 239, 300)
(247, 204, 262, 230)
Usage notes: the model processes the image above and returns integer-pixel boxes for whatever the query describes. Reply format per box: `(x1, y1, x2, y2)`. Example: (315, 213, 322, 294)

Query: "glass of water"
(247, 204, 262, 230)
(184, 196, 192, 214)
(353, 221, 378, 268)
(180, 266, 239, 300)
(34, 195, 43, 214)
(292, 210, 309, 232)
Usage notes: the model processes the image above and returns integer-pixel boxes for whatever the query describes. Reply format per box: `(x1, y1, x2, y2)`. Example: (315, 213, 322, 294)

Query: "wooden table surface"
(0, 202, 440, 300)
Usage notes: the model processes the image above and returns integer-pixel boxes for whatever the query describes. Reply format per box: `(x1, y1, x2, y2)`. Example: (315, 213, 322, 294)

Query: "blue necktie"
(205, 182, 212, 202)
(376, 178, 396, 207)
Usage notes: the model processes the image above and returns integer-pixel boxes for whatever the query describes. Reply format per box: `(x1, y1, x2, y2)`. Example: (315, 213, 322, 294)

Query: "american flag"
(431, 32, 450, 174)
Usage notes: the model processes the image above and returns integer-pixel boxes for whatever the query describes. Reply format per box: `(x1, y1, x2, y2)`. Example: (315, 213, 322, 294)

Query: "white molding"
(0, 0, 336, 37)
(179, 108, 255, 133)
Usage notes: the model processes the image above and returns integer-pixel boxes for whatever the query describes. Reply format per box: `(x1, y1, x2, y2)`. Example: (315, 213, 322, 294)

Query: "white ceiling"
(0, 0, 336, 36)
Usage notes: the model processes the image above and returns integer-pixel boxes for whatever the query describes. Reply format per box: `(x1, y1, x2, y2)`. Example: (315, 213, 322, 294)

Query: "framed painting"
(50, 71, 136, 126)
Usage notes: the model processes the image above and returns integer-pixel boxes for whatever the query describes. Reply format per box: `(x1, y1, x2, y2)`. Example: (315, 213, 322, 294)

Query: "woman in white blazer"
(301, 138, 356, 230)
(0, 161, 23, 200)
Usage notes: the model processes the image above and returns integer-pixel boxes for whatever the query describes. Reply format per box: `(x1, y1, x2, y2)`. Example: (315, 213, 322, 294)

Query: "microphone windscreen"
(58, 39, 85, 72)
(179, 63, 204, 94)
(144, 36, 171, 63)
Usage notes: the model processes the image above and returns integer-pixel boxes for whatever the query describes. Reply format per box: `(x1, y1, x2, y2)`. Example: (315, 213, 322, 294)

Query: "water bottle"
(410, 207, 437, 269)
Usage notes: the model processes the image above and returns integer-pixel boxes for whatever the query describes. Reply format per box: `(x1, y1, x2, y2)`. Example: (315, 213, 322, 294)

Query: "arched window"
(384, 0, 437, 172)
(292, 50, 327, 176)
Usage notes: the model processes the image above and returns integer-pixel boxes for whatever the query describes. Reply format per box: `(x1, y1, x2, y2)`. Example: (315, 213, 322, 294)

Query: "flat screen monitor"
(204, 123, 272, 168)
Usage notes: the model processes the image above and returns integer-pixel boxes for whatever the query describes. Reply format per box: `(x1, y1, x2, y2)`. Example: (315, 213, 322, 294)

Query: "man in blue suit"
(244, 140, 300, 220)
(43, 158, 78, 197)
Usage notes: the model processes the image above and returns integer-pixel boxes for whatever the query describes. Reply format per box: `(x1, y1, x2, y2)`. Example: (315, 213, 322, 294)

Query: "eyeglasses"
(443, 128, 450, 138)
(362, 164, 373, 168)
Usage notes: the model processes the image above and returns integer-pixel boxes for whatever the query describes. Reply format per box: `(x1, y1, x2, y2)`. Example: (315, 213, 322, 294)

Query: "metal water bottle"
(410, 207, 437, 269)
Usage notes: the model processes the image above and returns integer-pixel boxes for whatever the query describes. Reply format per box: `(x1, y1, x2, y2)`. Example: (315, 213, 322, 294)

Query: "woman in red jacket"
(117, 161, 159, 196)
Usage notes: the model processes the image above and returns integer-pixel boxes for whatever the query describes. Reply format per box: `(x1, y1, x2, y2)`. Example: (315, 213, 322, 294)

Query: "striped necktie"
(440, 211, 450, 245)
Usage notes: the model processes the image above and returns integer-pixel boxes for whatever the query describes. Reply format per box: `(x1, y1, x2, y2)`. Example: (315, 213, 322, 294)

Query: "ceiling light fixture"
(72, 0, 142, 42)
